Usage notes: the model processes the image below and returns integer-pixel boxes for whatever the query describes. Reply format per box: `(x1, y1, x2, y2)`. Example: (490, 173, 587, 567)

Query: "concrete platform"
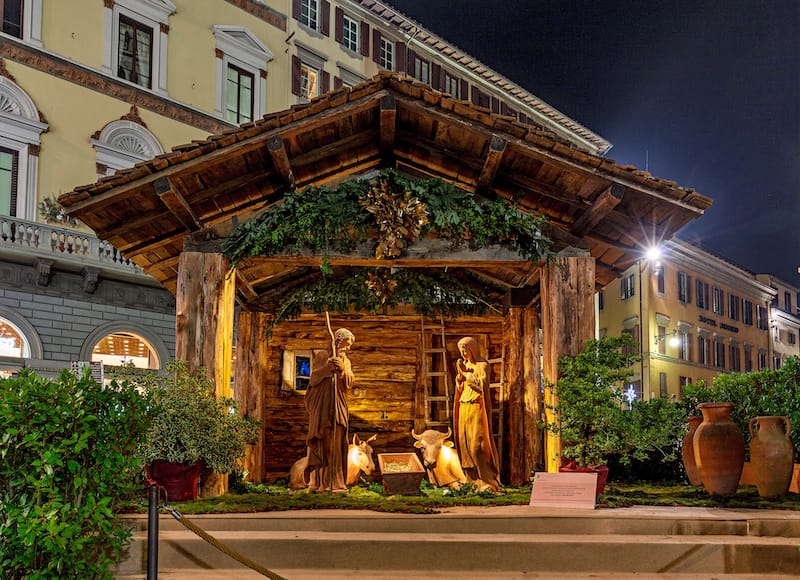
(113, 505, 800, 579)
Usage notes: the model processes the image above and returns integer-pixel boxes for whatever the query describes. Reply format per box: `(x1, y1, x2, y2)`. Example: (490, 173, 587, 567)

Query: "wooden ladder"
(487, 347, 505, 470)
(421, 315, 451, 429)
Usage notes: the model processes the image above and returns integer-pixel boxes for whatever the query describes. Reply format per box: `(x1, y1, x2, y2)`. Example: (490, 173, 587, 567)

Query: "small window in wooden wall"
(282, 349, 316, 392)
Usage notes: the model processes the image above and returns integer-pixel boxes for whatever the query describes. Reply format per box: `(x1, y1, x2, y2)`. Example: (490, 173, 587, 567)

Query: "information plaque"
(529, 471, 598, 509)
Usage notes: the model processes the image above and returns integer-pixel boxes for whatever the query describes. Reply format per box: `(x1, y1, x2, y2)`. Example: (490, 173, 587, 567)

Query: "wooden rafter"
(379, 94, 396, 153)
(154, 176, 201, 231)
(475, 135, 507, 195)
(267, 136, 295, 190)
(570, 183, 625, 237)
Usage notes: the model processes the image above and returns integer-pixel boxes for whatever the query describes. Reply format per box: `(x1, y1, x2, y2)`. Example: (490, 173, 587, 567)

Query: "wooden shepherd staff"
(325, 311, 337, 496)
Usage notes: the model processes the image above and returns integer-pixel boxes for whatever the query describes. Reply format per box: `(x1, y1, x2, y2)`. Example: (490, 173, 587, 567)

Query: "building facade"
(755, 274, 800, 369)
(598, 239, 777, 401)
(0, 0, 608, 377)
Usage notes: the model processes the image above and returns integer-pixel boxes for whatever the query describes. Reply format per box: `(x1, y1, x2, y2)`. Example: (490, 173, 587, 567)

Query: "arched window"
(0, 76, 47, 220)
(91, 119, 164, 176)
(91, 331, 160, 369)
(0, 317, 29, 357)
(82, 322, 169, 371)
(0, 308, 43, 377)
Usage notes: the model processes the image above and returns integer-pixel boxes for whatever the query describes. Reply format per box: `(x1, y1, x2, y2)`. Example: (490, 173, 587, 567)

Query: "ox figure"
(289, 433, 377, 489)
(411, 428, 467, 489)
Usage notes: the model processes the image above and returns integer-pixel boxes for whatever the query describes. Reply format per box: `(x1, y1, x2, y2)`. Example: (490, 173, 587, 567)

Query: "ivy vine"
(222, 169, 553, 266)
(268, 268, 492, 334)
(221, 169, 553, 323)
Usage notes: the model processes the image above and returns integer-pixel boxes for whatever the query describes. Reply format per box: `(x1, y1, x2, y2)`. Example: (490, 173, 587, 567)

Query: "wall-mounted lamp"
(655, 329, 681, 348)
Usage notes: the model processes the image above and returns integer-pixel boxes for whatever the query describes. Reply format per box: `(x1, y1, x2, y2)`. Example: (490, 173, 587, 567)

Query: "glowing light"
(645, 246, 662, 261)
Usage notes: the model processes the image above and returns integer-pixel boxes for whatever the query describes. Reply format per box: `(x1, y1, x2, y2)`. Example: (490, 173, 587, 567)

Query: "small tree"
(0, 369, 151, 578)
(547, 334, 686, 469)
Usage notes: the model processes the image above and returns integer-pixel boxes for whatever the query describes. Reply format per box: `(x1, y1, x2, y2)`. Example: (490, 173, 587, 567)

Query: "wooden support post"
(540, 254, 596, 472)
(504, 306, 526, 486)
(175, 248, 235, 496)
(523, 306, 543, 473)
(234, 311, 271, 482)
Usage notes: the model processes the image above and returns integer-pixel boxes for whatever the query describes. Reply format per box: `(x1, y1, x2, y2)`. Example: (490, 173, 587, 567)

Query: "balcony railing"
(0, 215, 144, 277)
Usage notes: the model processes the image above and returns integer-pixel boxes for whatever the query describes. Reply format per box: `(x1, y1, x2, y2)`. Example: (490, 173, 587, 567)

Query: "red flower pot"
(148, 461, 203, 502)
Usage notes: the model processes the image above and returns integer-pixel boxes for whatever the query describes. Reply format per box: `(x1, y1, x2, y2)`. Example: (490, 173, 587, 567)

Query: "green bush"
(547, 335, 687, 469)
(682, 356, 800, 453)
(118, 361, 260, 474)
(0, 369, 151, 579)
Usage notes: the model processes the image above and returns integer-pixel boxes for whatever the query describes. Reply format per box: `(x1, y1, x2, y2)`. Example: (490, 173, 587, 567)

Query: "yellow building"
(0, 0, 607, 375)
(598, 239, 776, 401)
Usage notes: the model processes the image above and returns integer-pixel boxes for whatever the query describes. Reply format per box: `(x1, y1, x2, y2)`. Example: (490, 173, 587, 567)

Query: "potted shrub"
(115, 361, 260, 501)
(545, 334, 686, 494)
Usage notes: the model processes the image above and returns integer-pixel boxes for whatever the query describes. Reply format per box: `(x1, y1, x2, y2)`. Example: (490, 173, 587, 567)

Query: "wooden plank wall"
(258, 314, 504, 481)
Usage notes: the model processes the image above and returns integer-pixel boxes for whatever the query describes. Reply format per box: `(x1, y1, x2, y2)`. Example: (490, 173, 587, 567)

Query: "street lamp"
(638, 245, 663, 400)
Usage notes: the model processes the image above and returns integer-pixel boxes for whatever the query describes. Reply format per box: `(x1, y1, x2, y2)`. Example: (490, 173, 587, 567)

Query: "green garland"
(222, 169, 553, 266)
(269, 269, 493, 333)
(222, 169, 553, 322)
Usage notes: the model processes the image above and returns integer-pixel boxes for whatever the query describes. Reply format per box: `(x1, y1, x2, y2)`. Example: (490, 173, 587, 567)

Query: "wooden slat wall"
(258, 315, 504, 480)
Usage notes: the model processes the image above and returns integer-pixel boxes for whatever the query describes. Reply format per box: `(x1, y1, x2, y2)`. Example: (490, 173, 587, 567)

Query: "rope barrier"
(162, 506, 287, 580)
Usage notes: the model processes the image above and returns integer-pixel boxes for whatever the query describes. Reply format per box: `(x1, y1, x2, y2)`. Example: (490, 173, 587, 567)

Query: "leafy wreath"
(222, 169, 553, 325)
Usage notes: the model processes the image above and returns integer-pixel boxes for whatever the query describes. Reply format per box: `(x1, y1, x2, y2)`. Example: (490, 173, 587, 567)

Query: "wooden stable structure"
(60, 73, 712, 485)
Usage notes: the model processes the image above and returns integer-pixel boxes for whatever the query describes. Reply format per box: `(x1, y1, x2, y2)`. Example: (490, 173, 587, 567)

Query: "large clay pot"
(682, 415, 703, 486)
(148, 461, 203, 502)
(749, 416, 794, 498)
(693, 402, 745, 496)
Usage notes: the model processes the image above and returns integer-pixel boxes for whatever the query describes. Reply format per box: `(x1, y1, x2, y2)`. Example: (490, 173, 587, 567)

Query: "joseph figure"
(304, 328, 356, 492)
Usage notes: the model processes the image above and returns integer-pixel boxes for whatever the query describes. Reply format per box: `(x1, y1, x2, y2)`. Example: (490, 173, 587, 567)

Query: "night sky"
(387, 0, 800, 285)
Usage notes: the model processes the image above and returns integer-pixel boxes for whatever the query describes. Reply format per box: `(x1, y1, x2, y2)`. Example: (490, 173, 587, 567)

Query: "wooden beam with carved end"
(267, 136, 295, 190)
(379, 94, 396, 154)
(475, 135, 507, 195)
(570, 183, 625, 237)
(154, 176, 201, 231)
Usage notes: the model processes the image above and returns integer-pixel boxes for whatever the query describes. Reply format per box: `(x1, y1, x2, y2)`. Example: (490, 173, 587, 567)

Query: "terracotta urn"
(148, 461, 203, 502)
(681, 415, 703, 486)
(749, 416, 794, 499)
(693, 402, 745, 496)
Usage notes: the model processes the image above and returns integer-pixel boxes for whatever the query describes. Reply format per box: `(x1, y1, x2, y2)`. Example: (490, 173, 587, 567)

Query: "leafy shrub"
(0, 369, 151, 578)
(547, 335, 687, 469)
(681, 356, 800, 453)
(119, 361, 260, 474)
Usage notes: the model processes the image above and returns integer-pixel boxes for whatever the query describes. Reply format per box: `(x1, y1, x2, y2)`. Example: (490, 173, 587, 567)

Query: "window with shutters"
(379, 37, 393, 70)
(620, 273, 635, 300)
(758, 350, 768, 370)
(678, 329, 690, 361)
(677, 271, 691, 303)
(697, 335, 708, 365)
(714, 340, 726, 369)
(443, 72, 460, 98)
(282, 350, 319, 392)
(292, 44, 328, 101)
(0, 0, 41, 45)
(785, 291, 793, 313)
(696, 279, 709, 310)
(0, 77, 46, 220)
(300, 0, 319, 30)
(728, 293, 740, 320)
(757, 305, 769, 330)
(743, 299, 754, 325)
(679, 376, 691, 397)
(104, 0, 173, 95)
(659, 373, 668, 398)
(744, 346, 753, 372)
(411, 52, 429, 84)
(0, 147, 17, 217)
(730, 344, 741, 372)
(712, 286, 724, 315)
(655, 264, 665, 295)
(342, 13, 358, 52)
(213, 26, 273, 125)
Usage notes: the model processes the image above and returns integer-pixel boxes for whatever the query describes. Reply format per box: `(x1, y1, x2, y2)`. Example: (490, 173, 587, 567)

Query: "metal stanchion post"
(147, 484, 159, 580)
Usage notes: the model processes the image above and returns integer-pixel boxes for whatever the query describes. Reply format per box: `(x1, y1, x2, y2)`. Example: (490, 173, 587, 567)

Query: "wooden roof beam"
(154, 176, 201, 231)
(380, 94, 396, 154)
(267, 136, 295, 190)
(570, 183, 625, 237)
(475, 135, 507, 195)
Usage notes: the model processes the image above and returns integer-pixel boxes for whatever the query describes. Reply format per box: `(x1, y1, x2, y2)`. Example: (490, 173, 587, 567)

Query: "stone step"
(113, 506, 800, 578)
